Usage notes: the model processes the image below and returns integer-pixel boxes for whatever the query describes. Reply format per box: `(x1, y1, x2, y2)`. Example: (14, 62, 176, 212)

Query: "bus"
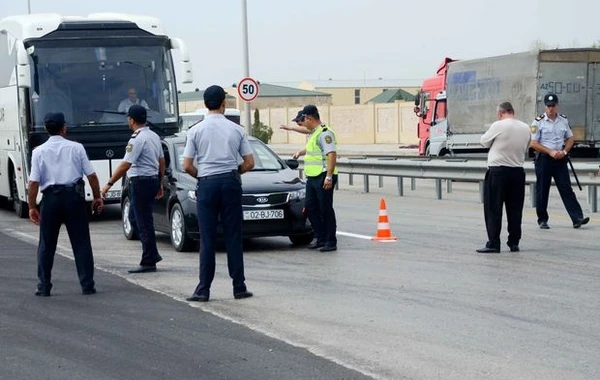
(0, 12, 193, 217)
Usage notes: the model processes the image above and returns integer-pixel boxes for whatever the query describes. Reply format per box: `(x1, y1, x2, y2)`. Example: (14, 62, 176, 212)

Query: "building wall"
(258, 102, 420, 146)
(299, 85, 420, 106)
(178, 97, 237, 113)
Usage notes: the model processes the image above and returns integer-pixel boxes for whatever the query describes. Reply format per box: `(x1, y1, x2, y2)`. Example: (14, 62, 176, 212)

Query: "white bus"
(0, 13, 192, 217)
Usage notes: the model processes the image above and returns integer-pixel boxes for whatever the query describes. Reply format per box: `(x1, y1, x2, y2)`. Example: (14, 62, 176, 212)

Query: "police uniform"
(122, 105, 164, 270)
(29, 112, 97, 296)
(531, 93, 588, 228)
(302, 105, 338, 252)
(183, 85, 253, 302)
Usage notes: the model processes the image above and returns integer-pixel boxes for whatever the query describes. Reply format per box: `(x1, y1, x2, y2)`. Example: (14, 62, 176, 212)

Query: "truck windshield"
(29, 45, 177, 129)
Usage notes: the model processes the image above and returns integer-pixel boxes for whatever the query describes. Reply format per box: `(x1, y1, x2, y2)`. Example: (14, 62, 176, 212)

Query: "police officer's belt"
(198, 170, 238, 181)
(130, 175, 158, 182)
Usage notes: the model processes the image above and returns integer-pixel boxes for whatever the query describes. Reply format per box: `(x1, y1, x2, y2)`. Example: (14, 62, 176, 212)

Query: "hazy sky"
(1, 0, 598, 92)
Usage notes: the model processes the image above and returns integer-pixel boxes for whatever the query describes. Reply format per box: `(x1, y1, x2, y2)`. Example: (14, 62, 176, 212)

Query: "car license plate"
(105, 190, 121, 200)
(243, 209, 284, 220)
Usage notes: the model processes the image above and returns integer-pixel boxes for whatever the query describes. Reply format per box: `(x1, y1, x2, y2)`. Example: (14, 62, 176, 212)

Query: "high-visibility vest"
(304, 125, 338, 177)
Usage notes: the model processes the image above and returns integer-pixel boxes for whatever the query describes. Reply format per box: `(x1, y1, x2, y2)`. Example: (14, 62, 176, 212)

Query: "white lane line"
(337, 231, 375, 240)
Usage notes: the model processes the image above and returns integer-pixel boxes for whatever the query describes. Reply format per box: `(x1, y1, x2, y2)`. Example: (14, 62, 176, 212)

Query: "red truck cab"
(414, 57, 455, 156)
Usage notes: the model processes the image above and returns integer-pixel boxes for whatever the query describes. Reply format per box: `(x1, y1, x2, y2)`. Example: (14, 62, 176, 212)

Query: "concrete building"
(298, 79, 420, 106)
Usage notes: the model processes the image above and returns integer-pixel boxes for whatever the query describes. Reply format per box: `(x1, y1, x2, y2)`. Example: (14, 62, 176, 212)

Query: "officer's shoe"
(307, 242, 325, 250)
(573, 217, 590, 229)
(538, 221, 550, 229)
(319, 245, 337, 252)
(476, 246, 500, 254)
(507, 244, 520, 253)
(127, 265, 157, 273)
(234, 291, 253, 300)
(82, 288, 97, 295)
(186, 293, 209, 302)
(35, 290, 51, 297)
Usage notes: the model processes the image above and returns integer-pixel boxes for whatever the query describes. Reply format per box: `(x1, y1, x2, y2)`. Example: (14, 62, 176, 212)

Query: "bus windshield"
(30, 44, 178, 129)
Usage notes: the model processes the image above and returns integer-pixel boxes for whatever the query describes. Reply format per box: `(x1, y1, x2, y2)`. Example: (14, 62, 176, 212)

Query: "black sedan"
(120, 134, 313, 251)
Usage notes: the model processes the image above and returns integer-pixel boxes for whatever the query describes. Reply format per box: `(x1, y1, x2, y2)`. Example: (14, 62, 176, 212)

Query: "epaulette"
(131, 130, 140, 138)
(322, 127, 328, 131)
(560, 114, 567, 119)
(535, 114, 544, 121)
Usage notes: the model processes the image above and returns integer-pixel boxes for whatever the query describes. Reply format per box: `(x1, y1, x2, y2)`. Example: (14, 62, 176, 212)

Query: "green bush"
(251, 109, 273, 144)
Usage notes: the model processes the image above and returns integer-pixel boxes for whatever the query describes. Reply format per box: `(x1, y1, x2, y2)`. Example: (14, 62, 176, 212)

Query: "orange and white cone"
(371, 197, 397, 242)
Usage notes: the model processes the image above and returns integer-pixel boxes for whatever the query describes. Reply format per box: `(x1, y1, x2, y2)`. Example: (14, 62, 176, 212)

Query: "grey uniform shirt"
(183, 114, 253, 177)
(30, 135, 95, 191)
(530, 113, 573, 150)
(317, 126, 337, 156)
(123, 127, 163, 177)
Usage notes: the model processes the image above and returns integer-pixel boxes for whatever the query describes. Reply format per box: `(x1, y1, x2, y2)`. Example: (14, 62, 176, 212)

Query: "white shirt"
(480, 117, 531, 167)
(118, 98, 149, 113)
(29, 136, 95, 191)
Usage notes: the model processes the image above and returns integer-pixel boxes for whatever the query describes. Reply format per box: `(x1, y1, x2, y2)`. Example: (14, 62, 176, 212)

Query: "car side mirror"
(285, 159, 299, 170)
(165, 167, 172, 177)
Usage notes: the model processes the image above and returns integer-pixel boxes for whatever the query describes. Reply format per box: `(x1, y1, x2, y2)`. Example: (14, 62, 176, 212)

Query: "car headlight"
(288, 188, 306, 200)
(188, 190, 197, 201)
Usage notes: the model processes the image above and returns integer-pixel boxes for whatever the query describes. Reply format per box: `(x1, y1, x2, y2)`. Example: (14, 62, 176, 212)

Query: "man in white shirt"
(117, 88, 149, 113)
(476, 101, 531, 253)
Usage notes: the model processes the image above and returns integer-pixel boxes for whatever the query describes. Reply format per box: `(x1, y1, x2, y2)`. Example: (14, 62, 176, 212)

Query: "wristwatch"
(107, 180, 114, 186)
(325, 176, 332, 182)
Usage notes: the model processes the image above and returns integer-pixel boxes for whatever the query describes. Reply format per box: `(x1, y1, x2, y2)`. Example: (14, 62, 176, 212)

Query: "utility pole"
(241, 0, 251, 134)
(28, 0, 32, 14)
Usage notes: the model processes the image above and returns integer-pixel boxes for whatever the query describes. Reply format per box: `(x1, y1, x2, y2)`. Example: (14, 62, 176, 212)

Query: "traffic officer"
(530, 93, 589, 229)
(101, 104, 165, 273)
(27, 112, 103, 296)
(293, 105, 338, 252)
(182, 85, 255, 302)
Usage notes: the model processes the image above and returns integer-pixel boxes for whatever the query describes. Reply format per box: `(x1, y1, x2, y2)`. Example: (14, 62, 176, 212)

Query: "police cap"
(127, 104, 147, 123)
(44, 112, 66, 127)
(544, 93, 558, 106)
(292, 110, 305, 122)
(301, 104, 320, 119)
(204, 85, 227, 109)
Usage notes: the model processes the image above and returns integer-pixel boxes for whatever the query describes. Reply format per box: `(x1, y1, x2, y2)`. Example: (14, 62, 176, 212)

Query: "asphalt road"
(1, 176, 599, 380)
(0, 232, 373, 380)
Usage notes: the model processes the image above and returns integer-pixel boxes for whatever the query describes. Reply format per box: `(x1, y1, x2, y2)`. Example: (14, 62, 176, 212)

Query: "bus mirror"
(16, 43, 31, 88)
(170, 37, 193, 84)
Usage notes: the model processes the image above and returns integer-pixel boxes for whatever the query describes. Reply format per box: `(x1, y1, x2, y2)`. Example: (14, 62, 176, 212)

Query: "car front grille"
(242, 192, 289, 207)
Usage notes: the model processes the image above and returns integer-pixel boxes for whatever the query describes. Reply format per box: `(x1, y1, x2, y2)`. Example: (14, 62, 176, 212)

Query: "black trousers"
(37, 186, 94, 292)
(483, 166, 526, 248)
(305, 173, 338, 247)
(194, 172, 246, 296)
(128, 176, 162, 266)
(534, 154, 583, 224)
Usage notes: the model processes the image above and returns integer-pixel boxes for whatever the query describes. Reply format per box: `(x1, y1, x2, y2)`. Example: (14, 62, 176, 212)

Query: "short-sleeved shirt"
(183, 114, 253, 178)
(29, 135, 95, 191)
(316, 127, 337, 155)
(123, 127, 163, 177)
(530, 113, 573, 151)
(117, 98, 149, 113)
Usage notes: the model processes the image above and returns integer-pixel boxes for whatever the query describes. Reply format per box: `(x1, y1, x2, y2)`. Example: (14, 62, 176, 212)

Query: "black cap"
(544, 93, 558, 106)
(301, 104, 319, 118)
(127, 104, 147, 123)
(292, 110, 304, 122)
(44, 112, 65, 127)
(204, 85, 227, 109)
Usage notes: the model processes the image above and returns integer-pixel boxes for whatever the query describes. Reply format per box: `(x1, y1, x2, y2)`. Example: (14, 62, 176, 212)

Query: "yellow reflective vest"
(304, 125, 338, 177)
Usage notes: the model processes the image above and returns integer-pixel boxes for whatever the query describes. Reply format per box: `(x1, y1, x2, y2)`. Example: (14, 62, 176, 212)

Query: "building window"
(354, 89, 360, 104)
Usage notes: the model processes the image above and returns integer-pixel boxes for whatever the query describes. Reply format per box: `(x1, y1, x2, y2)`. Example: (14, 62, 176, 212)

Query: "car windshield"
(173, 139, 283, 172)
(30, 45, 177, 128)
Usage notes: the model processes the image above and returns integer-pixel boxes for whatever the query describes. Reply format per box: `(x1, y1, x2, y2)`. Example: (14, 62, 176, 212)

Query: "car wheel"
(122, 196, 139, 240)
(170, 203, 195, 252)
(289, 232, 314, 246)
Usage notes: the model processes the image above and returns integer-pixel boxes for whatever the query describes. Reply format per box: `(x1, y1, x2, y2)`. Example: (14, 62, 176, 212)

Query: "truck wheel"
(170, 203, 195, 252)
(10, 170, 28, 218)
(122, 196, 139, 240)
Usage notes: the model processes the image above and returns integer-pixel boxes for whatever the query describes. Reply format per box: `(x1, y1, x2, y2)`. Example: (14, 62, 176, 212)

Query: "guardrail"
(294, 158, 600, 212)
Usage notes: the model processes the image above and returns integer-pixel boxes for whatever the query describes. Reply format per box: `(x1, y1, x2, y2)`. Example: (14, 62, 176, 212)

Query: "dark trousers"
(534, 155, 583, 224)
(129, 177, 161, 266)
(194, 173, 246, 296)
(37, 187, 94, 292)
(483, 166, 526, 248)
(305, 173, 338, 247)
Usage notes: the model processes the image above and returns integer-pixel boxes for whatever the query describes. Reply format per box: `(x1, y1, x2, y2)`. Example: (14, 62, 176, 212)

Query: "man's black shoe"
(539, 221, 550, 229)
(128, 265, 157, 273)
(319, 245, 337, 252)
(82, 288, 96, 295)
(307, 242, 324, 250)
(35, 290, 51, 297)
(508, 245, 520, 252)
(186, 294, 209, 302)
(476, 247, 500, 254)
(234, 291, 253, 300)
(573, 217, 590, 229)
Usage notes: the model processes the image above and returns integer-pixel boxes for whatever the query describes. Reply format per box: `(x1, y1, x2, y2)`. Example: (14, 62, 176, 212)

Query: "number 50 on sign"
(237, 77, 260, 102)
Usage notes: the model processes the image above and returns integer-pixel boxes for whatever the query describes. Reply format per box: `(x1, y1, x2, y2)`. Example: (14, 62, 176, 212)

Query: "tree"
(592, 40, 600, 49)
(251, 109, 273, 144)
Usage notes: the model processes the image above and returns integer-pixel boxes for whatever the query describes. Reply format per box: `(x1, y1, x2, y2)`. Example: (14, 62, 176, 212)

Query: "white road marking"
(336, 230, 375, 240)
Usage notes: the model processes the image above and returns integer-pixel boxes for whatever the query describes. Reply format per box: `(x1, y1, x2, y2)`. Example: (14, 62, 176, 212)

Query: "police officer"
(530, 93, 589, 229)
(101, 104, 165, 273)
(27, 112, 103, 296)
(293, 105, 338, 252)
(182, 85, 255, 302)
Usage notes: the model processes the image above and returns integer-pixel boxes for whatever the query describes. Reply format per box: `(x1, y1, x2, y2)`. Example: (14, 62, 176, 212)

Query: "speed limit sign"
(237, 77, 260, 102)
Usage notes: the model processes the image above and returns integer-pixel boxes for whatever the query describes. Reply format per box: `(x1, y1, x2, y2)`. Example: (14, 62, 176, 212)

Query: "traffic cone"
(371, 197, 397, 242)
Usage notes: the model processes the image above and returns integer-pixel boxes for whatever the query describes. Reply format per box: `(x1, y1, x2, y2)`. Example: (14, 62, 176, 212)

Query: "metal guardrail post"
(590, 185, 598, 212)
(298, 169, 303, 179)
(479, 182, 484, 203)
(397, 177, 404, 196)
(378, 175, 384, 188)
(364, 175, 370, 193)
(435, 179, 442, 200)
(410, 178, 416, 191)
(446, 179, 453, 193)
(530, 183, 536, 208)
(349, 174, 353, 186)
(588, 185, 593, 204)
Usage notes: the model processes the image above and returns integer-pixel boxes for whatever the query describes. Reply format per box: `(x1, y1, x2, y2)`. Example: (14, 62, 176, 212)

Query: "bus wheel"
(10, 169, 28, 218)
